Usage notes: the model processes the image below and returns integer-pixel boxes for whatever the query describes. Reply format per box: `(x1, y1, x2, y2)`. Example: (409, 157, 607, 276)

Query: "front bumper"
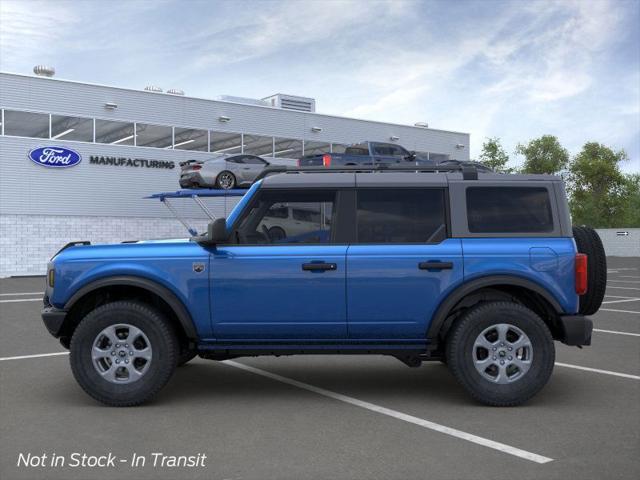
(42, 304, 67, 338)
(558, 314, 593, 346)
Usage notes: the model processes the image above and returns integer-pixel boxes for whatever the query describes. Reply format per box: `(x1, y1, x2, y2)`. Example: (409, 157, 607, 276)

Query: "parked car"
(179, 154, 270, 189)
(298, 141, 433, 167)
(42, 164, 606, 407)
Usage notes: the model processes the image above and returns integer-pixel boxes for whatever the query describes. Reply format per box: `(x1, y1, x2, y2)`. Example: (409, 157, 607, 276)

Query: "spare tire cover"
(572, 226, 607, 315)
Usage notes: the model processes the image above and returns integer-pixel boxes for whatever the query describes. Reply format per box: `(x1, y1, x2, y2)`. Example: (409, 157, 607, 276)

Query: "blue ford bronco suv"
(41, 165, 606, 407)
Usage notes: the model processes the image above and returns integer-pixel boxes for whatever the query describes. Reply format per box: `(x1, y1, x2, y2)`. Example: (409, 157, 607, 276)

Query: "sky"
(1, 0, 638, 172)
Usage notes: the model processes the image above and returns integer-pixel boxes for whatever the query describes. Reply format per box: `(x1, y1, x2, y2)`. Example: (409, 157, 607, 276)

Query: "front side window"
(356, 189, 447, 243)
(466, 187, 554, 233)
(235, 190, 335, 245)
(243, 155, 268, 165)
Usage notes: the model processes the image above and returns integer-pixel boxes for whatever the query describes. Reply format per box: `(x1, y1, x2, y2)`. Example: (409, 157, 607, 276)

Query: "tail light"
(297, 158, 301, 167)
(191, 165, 202, 171)
(322, 154, 332, 168)
(575, 253, 588, 295)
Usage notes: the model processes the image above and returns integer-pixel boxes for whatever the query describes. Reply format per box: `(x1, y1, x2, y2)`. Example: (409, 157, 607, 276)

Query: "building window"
(3, 110, 49, 138)
(95, 119, 135, 145)
(356, 189, 447, 243)
(274, 137, 303, 159)
(210, 131, 243, 154)
(466, 187, 553, 233)
(173, 127, 208, 151)
(303, 141, 331, 156)
(244, 134, 274, 157)
(51, 115, 94, 142)
(135, 123, 173, 149)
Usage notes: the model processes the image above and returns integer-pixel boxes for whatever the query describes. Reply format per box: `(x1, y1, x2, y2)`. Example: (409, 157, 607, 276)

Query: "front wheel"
(446, 302, 554, 406)
(70, 301, 178, 407)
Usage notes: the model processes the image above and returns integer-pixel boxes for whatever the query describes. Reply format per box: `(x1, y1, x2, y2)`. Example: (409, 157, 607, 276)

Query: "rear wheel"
(446, 301, 555, 406)
(70, 301, 178, 407)
(215, 171, 236, 190)
(573, 226, 607, 315)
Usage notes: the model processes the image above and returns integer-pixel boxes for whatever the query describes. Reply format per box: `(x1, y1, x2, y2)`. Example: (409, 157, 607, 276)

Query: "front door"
(346, 188, 463, 339)
(210, 188, 348, 340)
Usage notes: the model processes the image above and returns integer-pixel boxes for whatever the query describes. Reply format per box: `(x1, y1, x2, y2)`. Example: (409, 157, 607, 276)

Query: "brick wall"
(0, 214, 211, 277)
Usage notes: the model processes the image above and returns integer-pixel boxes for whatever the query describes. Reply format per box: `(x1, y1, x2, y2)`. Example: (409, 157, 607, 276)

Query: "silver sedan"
(179, 154, 270, 189)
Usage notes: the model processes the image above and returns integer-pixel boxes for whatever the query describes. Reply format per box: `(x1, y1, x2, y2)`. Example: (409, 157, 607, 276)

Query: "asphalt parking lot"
(1, 257, 639, 480)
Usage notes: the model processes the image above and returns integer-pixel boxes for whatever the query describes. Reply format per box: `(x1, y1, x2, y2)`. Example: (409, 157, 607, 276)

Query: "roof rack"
(254, 163, 481, 182)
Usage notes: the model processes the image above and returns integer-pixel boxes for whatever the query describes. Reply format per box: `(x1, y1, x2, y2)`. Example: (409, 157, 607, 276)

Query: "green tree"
(516, 135, 569, 174)
(479, 137, 513, 173)
(567, 142, 632, 227)
(619, 174, 640, 228)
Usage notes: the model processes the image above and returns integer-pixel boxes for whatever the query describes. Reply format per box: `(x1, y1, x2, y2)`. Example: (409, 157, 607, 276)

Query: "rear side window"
(356, 189, 447, 243)
(466, 187, 553, 233)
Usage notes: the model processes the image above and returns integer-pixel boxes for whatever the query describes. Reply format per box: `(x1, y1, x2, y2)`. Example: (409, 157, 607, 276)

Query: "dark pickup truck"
(298, 141, 433, 167)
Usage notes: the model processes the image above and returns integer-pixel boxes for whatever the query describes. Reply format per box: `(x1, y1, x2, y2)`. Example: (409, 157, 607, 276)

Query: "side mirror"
(208, 218, 229, 244)
(195, 218, 228, 245)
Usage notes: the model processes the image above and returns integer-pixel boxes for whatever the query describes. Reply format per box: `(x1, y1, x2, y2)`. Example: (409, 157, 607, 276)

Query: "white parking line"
(593, 328, 640, 337)
(223, 360, 553, 464)
(555, 363, 640, 380)
(606, 286, 640, 291)
(0, 298, 42, 304)
(0, 352, 69, 361)
(0, 292, 44, 296)
(608, 280, 640, 285)
(600, 308, 640, 315)
(602, 298, 640, 304)
(616, 275, 640, 279)
(604, 295, 637, 299)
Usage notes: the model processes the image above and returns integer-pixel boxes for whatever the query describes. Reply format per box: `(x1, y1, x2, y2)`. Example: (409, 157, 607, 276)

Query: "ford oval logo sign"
(28, 146, 82, 168)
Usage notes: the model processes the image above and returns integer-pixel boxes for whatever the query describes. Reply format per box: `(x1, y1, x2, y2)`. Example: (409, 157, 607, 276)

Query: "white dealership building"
(0, 69, 470, 277)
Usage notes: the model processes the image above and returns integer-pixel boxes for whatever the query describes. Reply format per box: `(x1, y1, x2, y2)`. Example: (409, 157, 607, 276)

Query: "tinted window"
(466, 187, 553, 233)
(51, 115, 93, 142)
(356, 189, 447, 243)
(372, 144, 407, 157)
(174, 127, 208, 151)
(243, 155, 267, 165)
(136, 123, 172, 148)
(4, 110, 49, 138)
(237, 190, 335, 245)
(95, 119, 134, 145)
(227, 156, 245, 164)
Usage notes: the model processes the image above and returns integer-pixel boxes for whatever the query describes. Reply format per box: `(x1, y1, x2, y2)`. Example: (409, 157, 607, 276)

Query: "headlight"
(48, 269, 55, 288)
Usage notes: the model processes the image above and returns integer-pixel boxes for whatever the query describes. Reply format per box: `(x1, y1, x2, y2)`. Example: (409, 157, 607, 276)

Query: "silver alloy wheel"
(472, 323, 533, 384)
(217, 172, 235, 189)
(91, 324, 152, 384)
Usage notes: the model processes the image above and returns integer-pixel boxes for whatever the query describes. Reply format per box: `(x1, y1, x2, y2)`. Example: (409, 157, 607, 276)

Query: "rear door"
(346, 181, 463, 339)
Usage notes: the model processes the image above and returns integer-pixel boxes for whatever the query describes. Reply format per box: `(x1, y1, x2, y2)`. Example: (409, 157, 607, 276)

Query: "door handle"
(302, 262, 337, 271)
(418, 261, 453, 270)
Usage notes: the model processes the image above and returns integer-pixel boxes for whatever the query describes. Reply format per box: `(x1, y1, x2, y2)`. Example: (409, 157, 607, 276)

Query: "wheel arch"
(427, 275, 563, 345)
(60, 275, 197, 347)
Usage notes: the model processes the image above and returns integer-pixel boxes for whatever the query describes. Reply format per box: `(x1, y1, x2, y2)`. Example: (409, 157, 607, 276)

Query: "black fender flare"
(426, 275, 563, 341)
(64, 275, 198, 339)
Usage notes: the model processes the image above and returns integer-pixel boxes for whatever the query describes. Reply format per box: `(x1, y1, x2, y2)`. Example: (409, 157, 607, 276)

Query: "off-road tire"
(573, 226, 607, 315)
(446, 301, 555, 407)
(70, 301, 178, 407)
